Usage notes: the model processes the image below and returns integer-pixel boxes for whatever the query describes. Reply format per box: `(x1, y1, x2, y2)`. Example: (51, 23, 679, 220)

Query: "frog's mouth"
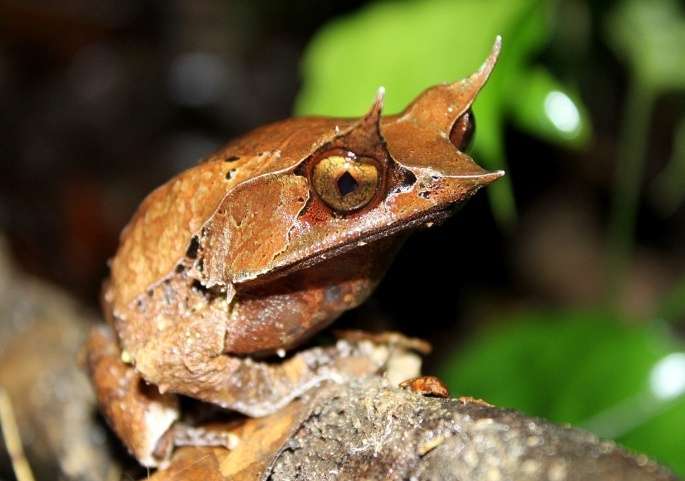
(242, 202, 457, 286)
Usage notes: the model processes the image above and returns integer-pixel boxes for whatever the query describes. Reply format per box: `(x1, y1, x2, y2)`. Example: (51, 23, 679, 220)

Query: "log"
(151, 378, 678, 481)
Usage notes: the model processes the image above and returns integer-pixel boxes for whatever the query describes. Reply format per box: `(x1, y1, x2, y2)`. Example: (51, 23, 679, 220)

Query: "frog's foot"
(333, 329, 432, 354)
(86, 326, 180, 468)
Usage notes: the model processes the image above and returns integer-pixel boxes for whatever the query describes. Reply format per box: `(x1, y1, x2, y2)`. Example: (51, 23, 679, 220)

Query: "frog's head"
(201, 37, 503, 286)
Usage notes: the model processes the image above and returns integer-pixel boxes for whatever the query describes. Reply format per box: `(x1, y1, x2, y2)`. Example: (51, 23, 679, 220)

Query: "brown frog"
(86, 37, 503, 467)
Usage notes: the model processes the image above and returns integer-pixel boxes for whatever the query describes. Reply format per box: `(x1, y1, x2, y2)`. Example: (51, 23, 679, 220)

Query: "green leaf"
(606, 0, 685, 92)
(296, 0, 535, 118)
(603, 0, 685, 304)
(439, 311, 618, 414)
(295, 0, 591, 227)
(439, 310, 685, 475)
(508, 67, 590, 147)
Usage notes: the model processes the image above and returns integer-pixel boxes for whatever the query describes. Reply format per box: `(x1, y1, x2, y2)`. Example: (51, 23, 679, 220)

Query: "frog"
(86, 37, 503, 467)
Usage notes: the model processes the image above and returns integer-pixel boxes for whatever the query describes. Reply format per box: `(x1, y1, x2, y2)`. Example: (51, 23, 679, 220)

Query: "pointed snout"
(457, 168, 506, 187)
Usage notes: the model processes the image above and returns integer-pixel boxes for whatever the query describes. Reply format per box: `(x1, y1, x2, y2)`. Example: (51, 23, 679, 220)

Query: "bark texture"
(152, 379, 678, 481)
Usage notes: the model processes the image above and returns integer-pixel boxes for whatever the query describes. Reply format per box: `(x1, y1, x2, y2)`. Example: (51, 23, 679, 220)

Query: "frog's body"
(87, 38, 503, 467)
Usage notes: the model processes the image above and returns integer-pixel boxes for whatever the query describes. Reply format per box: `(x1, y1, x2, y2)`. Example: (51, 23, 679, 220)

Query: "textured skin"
(86, 326, 179, 466)
(108, 117, 354, 309)
(89, 38, 504, 467)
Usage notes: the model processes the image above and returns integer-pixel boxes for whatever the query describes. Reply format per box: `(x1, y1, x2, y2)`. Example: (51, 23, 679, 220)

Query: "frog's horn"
(458, 34, 501, 100)
(381, 37, 503, 184)
(357, 86, 384, 135)
(398, 36, 501, 133)
(336, 87, 385, 151)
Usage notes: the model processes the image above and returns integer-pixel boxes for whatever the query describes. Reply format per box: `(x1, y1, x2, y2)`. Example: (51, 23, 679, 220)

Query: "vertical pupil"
(337, 171, 359, 196)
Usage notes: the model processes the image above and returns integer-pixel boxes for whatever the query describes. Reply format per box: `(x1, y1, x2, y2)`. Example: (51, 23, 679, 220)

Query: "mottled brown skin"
(87, 38, 504, 467)
(86, 326, 179, 466)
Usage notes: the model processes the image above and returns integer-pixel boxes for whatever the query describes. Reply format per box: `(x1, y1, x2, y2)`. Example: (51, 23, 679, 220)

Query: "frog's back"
(107, 116, 352, 312)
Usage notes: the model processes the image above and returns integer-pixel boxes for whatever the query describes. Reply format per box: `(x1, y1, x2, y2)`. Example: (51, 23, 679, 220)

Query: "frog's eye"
(311, 152, 379, 213)
(449, 108, 476, 152)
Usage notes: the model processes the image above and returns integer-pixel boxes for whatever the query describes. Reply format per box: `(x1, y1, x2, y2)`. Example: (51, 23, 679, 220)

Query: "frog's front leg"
(127, 304, 391, 418)
(86, 325, 180, 466)
(117, 265, 398, 418)
(86, 326, 238, 467)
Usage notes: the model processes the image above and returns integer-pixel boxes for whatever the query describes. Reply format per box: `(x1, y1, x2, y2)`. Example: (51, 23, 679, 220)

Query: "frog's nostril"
(337, 171, 359, 196)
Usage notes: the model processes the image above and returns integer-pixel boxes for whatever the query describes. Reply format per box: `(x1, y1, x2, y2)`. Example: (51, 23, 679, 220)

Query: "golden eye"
(449, 108, 476, 152)
(311, 152, 379, 213)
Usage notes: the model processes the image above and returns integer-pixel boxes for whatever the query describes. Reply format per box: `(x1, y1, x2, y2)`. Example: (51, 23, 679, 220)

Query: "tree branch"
(151, 378, 678, 481)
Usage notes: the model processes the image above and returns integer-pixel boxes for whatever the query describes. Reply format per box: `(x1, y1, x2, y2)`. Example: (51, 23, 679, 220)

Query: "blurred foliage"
(658, 273, 685, 326)
(508, 67, 589, 147)
(606, 0, 685, 92)
(440, 310, 685, 475)
(652, 116, 685, 215)
(295, 0, 591, 227)
(604, 0, 685, 301)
